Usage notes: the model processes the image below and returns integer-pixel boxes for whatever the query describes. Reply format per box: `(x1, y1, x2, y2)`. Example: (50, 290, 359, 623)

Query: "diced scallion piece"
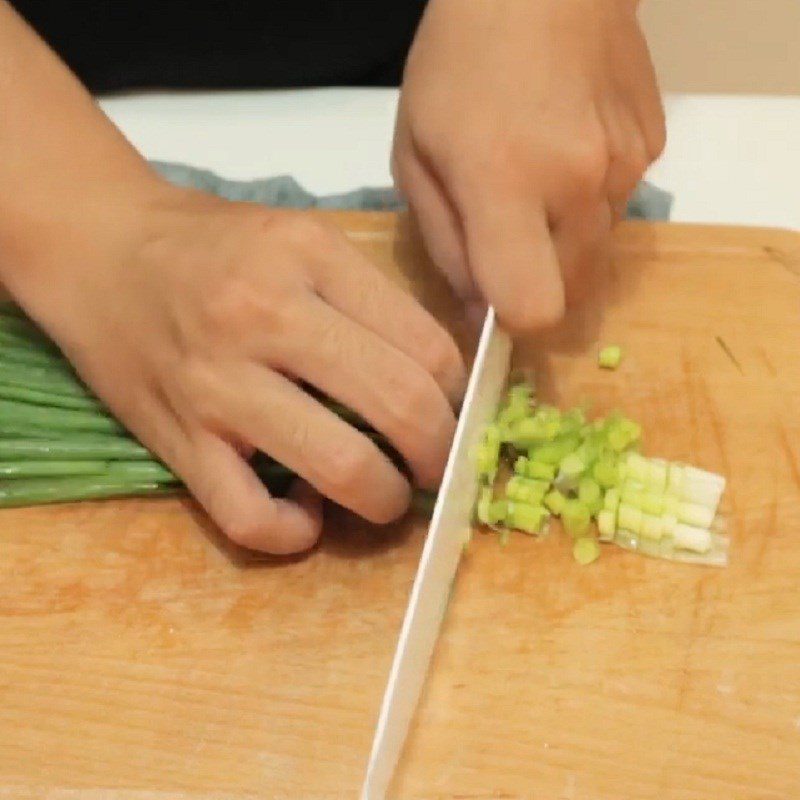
(573, 537, 601, 565)
(603, 487, 621, 512)
(562, 500, 591, 538)
(592, 454, 618, 489)
(544, 489, 567, 515)
(526, 460, 556, 481)
(598, 345, 623, 370)
(471, 377, 727, 565)
(559, 452, 586, 480)
(597, 509, 616, 541)
(505, 502, 548, 535)
(578, 477, 602, 515)
(505, 475, 549, 505)
(475, 424, 501, 482)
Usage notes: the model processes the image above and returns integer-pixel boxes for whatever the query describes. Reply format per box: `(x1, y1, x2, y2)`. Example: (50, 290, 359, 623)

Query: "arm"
(0, 2, 465, 553)
(394, 0, 665, 330)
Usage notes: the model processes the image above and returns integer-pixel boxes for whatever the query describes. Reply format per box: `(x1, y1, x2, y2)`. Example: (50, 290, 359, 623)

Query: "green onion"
(0, 437, 150, 461)
(573, 537, 601, 565)
(505, 502, 548, 535)
(0, 476, 170, 508)
(598, 345, 623, 370)
(473, 377, 727, 565)
(544, 489, 567, 515)
(0, 460, 107, 478)
(597, 509, 616, 541)
(562, 499, 591, 537)
(0, 381, 104, 411)
(0, 399, 123, 435)
(526, 460, 557, 481)
(506, 475, 549, 505)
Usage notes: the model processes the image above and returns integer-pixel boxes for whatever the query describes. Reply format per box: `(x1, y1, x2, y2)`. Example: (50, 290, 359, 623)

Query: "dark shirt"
(11, 1, 428, 92)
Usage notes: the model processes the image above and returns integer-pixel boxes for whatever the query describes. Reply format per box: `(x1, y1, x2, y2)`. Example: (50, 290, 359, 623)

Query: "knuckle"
(564, 138, 610, 193)
(418, 330, 463, 391)
(205, 276, 293, 340)
(179, 357, 222, 424)
(648, 115, 667, 160)
(390, 369, 440, 434)
(325, 440, 376, 497)
(272, 210, 339, 251)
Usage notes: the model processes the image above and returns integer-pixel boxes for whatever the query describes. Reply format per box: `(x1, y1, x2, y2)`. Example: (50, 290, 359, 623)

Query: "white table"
(101, 89, 799, 231)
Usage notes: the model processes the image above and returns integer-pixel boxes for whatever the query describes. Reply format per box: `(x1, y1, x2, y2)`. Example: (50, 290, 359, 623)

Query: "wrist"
(0, 165, 173, 317)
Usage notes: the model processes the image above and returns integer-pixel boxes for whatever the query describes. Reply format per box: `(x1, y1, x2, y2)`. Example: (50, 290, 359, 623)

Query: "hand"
(13, 186, 465, 554)
(393, 0, 666, 331)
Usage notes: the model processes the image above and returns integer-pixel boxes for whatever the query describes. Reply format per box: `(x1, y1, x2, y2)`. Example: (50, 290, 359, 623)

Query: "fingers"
(219, 364, 412, 524)
(394, 147, 474, 301)
(552, 199, 613, 302)
(461, 195, 564, 333)
(270, 297, 457, 490)
(178, 431, 324, 555)
(309, 224, 466, 403)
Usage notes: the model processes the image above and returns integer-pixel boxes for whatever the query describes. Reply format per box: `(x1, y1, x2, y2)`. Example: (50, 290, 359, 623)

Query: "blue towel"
(151, 161, 672, 220)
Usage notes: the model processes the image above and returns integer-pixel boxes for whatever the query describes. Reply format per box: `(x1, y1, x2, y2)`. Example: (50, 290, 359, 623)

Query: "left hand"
(392, 0, 665, 332)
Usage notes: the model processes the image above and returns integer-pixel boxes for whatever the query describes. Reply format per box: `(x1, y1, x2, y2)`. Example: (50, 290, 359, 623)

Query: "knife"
(361, 308, 512, 800)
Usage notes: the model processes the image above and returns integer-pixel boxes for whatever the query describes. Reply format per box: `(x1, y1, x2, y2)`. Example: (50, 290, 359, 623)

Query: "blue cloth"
(152, 160, 672, 220)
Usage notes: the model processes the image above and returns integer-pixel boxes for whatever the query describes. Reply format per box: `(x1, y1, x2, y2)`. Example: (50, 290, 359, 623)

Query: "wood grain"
(0, 216, 799, 799)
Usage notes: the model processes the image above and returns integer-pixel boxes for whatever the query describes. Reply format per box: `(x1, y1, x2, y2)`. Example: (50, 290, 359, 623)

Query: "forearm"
(0, 2, 160, 295)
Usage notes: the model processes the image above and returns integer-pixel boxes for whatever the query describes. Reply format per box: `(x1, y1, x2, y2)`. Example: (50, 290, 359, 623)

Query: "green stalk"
(105, 461, 177, 483)
(0, 476, 173, 508)
(0, 437, 150, 461)
(0, 398, 123, 435)
(0, 342, 63, 369)
(0, 381, 104, 411)
(0, 302, 27, 319)
(0, 362, 89, 398)
(0, 328, 59, 357)
(0, 312, 48, 341)
(0, 460, 107, 478)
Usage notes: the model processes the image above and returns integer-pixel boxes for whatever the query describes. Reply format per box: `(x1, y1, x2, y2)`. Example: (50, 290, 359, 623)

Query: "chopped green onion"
(505, 502, 548, 535)
(505, 475, 549, 505)
(592, 454, 619, 489)
(573, 537, 601, 565)
(562, 499, 591, 537)
(673, 523, 712, 554)
(513, 455, 530, 475)
(597, 509, 616, 541)
(598, 345, 623, 370)
(578, 477, 602, 514)
(544, 489, 567, 515)
(603, 487, 621, 512)
(559, 452, 586, 480)
(618, 503, 643, 534)
(526, 460, 556, 481)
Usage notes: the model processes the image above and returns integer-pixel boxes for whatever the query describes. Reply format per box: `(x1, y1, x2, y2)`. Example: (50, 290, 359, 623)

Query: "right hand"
(13, 185, 465, 554)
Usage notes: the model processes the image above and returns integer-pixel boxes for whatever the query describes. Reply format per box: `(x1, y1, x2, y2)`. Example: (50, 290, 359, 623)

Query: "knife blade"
(361, 308, 512, 800)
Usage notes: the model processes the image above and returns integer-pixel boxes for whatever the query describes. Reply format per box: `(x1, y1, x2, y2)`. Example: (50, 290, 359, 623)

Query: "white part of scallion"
(673, 523, 713, 554)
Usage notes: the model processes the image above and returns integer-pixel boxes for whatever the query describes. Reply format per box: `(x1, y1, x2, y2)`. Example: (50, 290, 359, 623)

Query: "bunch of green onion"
(0, 302, 297, 508)
(474, 381, 728, 566)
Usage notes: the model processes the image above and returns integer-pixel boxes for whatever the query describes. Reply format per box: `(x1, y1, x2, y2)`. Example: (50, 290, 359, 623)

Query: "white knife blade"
(361, 308, 512, 800)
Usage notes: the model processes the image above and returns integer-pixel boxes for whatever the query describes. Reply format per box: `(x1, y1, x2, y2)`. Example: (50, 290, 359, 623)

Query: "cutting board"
(0, 215, 799, 800)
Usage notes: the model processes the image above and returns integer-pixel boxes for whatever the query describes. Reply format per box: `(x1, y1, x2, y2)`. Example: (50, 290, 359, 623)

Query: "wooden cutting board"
(0, 215, 799, 800)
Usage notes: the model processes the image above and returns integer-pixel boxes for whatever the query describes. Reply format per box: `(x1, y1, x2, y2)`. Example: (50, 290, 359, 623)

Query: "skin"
(394, 0, 666, 329)
(0, 0, 664, 553)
